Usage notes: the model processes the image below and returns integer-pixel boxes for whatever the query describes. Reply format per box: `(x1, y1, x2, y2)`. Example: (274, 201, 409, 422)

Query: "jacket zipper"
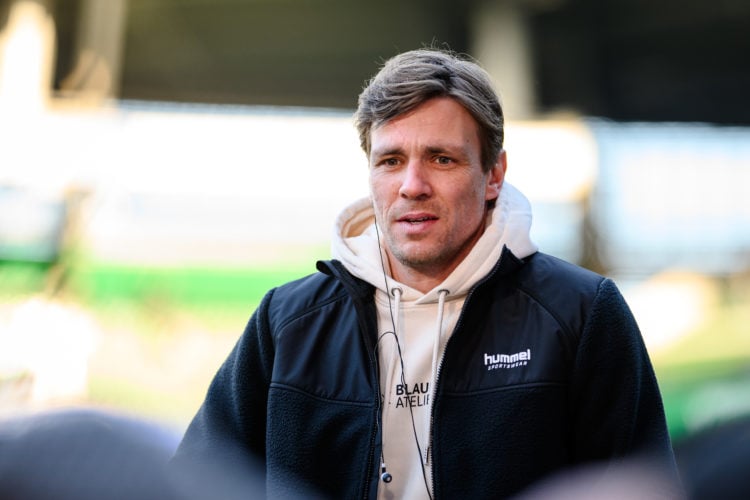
(428, 258, 505, 498)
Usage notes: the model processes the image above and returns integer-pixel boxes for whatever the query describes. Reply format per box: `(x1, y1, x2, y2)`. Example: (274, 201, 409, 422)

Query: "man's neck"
(389, 261, 456, 294)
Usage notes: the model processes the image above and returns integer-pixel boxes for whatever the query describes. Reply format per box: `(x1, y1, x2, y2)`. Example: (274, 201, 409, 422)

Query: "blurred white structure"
(0, 297, 97, 411)
(0, 0, 55, 113)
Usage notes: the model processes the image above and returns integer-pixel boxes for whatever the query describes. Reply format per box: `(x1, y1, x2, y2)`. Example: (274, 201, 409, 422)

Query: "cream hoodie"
(332, 183, 538, 500)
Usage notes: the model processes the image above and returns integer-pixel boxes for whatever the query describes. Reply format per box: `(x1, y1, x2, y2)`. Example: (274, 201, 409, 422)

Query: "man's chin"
(391, 247, 448, 273)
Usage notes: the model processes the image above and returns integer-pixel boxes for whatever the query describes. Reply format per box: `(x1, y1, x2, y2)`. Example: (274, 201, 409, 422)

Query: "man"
(173, 48, 679, 499)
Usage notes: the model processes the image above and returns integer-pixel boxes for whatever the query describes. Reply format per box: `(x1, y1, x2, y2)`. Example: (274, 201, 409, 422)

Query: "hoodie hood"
(331, 182, 538, 301)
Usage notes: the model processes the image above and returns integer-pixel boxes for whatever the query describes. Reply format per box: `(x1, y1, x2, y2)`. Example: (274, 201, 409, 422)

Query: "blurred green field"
(652, 299, 750, 442)
(2, 258, 749, 442)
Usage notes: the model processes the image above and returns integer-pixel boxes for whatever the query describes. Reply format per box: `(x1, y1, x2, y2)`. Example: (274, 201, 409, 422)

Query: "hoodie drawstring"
(425, 289, 449, 465)
(391, 287, 403, 336)
(430, 289, 449, 400)
(387, 286, 403, 414)
(382, 286, 404, 459)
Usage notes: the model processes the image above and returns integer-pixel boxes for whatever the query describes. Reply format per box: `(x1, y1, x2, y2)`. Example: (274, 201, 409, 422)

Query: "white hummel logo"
(484, 349, 531, 371)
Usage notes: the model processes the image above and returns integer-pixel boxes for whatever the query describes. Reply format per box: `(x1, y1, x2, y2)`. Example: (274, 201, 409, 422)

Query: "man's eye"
(379, 158, 399, 167)
(436, 156, 453, 165)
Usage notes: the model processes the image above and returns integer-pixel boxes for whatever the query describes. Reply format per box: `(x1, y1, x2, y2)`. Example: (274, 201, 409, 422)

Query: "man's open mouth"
(402, 216, 437, 224)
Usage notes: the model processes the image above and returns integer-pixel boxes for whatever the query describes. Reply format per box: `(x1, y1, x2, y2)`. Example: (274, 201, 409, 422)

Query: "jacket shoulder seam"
(273, 288, 352, 333)
(516, 275, 606, 340)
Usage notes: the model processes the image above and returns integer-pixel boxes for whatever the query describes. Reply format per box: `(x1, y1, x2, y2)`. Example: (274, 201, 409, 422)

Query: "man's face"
(369, 97, 505, 286)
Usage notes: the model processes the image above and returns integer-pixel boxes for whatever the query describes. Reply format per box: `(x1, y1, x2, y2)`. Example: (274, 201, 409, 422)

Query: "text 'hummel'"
(484, 349, 531, 371)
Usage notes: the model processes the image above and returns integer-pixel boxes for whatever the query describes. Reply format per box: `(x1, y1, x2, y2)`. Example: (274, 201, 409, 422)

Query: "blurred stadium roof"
(40, 0, 750, 124)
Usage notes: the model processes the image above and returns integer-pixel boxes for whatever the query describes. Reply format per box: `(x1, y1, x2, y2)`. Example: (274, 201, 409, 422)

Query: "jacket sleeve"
(170, 290, 276, 493)
(568, 278, 678, 475)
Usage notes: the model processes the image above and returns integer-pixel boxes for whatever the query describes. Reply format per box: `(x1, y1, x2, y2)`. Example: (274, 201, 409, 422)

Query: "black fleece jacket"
(172, 248, 678, 499)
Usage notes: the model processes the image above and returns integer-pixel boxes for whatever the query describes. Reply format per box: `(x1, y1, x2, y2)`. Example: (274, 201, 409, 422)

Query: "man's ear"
(485, 149, 507, 202)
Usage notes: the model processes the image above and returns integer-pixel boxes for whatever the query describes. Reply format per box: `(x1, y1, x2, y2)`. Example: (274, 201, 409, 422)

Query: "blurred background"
(1, 0, 749, 465)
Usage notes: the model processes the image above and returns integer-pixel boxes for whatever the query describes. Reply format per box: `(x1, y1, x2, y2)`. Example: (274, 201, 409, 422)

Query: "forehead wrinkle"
(370, 144, 404, 159)
(370, 104, 481, 161)
(425, 143, 469, 155)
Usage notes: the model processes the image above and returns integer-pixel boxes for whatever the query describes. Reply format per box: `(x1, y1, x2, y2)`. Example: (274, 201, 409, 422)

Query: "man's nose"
(398, 160, 432, 199)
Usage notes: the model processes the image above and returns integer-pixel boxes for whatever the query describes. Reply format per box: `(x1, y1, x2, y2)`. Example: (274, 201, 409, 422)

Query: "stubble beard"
(383, 221, 485, 280)
(375, 197, 490, 281)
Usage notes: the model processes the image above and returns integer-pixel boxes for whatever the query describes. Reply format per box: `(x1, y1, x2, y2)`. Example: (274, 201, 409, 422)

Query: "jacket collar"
(316, 259, 373, 300)
(317, 245, 532, 298)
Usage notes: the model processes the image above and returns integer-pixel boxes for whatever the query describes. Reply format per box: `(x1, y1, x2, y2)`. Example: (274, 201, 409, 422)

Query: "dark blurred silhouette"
(0, 408, 180, 500)
(512, 457, 685, 500)
(674, 416, 750, 500)
(514, 416, 750, 500)
(0, 407, 265, 500)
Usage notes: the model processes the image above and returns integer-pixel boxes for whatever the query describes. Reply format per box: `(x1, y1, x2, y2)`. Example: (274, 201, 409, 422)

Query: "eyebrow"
(425, 143, 473, 160)
(371, 142, 470, 158)
(370, 146, 404, 158)
(426, 145, 456, 155)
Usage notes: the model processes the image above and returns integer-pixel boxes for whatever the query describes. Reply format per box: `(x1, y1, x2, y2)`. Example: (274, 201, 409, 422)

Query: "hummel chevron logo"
(484, 349, 531, 371)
